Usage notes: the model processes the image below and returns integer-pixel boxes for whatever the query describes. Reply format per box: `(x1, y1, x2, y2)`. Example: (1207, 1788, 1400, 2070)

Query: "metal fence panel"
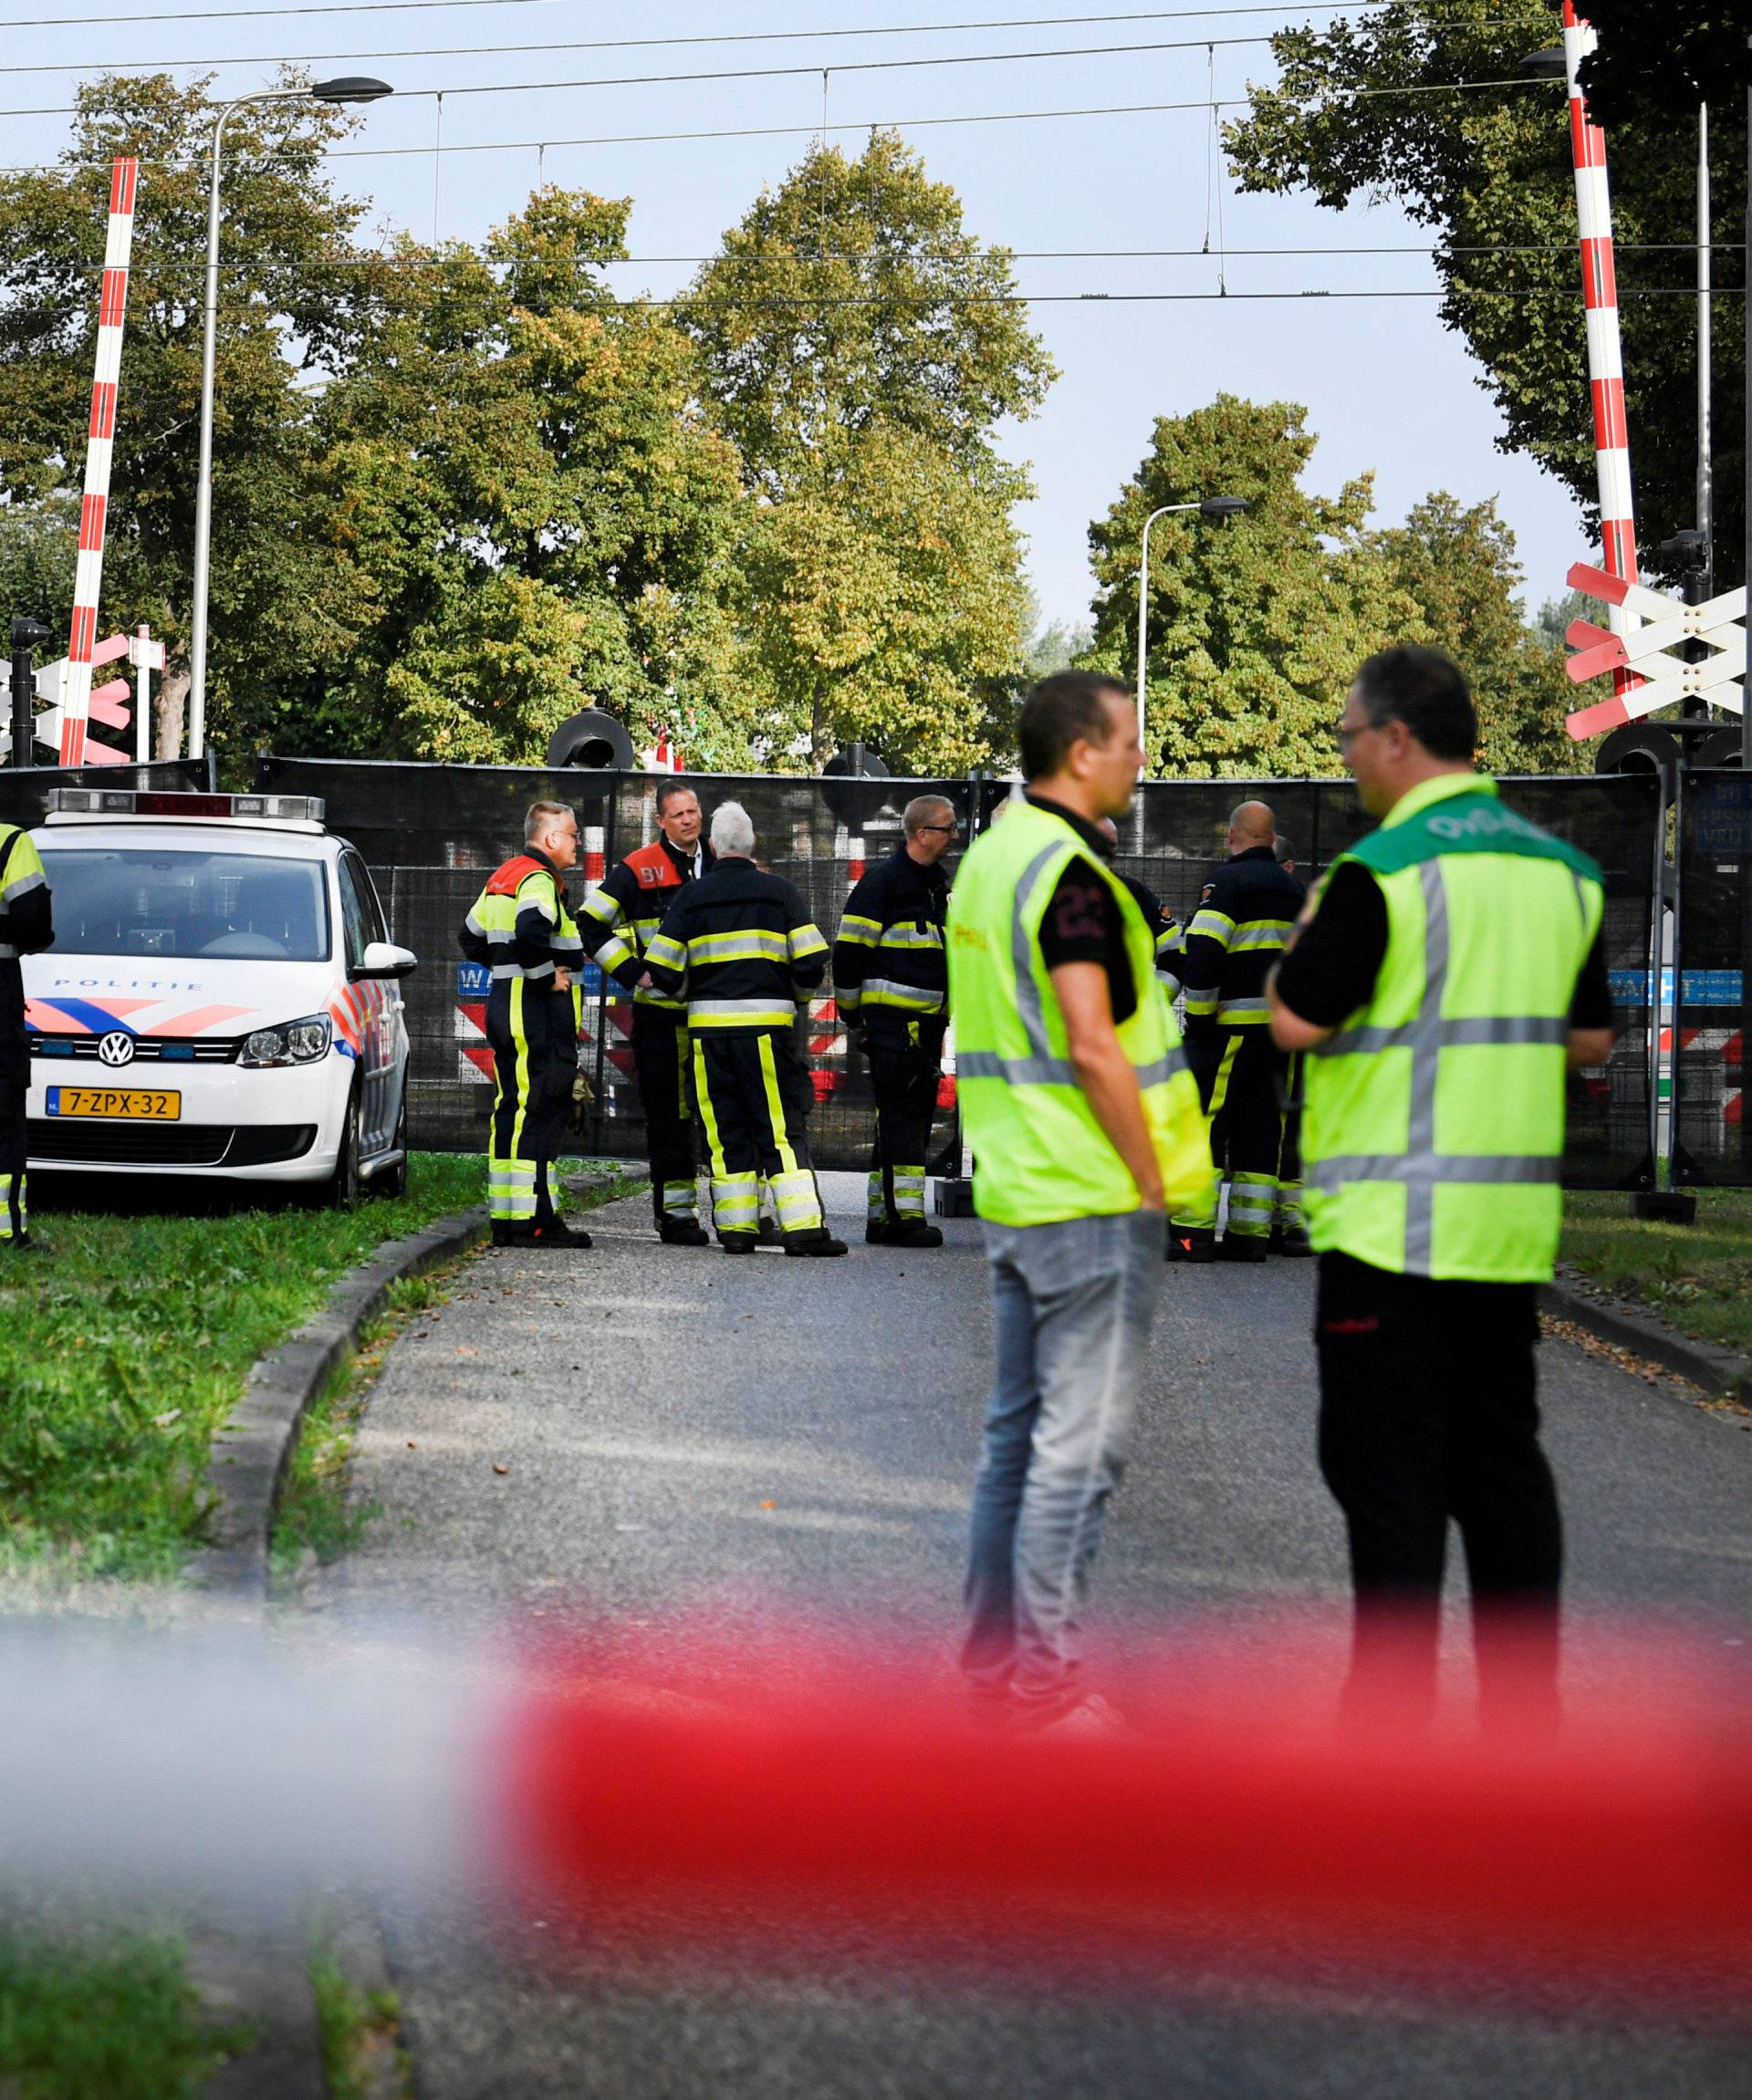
(256, 757, 1661, 1190)
(1674, 771, 1751, 1186)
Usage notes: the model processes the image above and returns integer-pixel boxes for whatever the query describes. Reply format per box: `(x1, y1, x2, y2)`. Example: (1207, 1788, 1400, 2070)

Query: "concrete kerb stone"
(1541, 1263, 1752, 1406)
(186, 1206, 491, 1604)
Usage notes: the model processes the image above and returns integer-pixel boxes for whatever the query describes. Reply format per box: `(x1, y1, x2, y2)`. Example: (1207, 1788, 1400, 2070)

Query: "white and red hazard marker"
(1559, 4, 1642, 740)
(58, 159, 139, 766)
(1563, 560, 1746, 725)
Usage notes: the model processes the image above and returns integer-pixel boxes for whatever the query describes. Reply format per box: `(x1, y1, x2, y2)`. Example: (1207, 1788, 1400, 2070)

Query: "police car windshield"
(39, 847, 330, 962)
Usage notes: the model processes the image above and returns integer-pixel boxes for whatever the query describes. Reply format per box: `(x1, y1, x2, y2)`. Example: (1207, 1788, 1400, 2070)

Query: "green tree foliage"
(1224, 0, 1745, 593)
(1577, 1, 1751, 129)
(683, 132, 1052, 763)
(0, 72, 383, 754)
(1373, 492, 1584, 774)
(1086, 395, 1416, 776)
(316, 190, 752, 764)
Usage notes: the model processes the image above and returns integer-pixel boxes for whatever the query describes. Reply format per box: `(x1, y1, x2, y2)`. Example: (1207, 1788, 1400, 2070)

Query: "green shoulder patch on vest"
(1342, 791, 1601, 885)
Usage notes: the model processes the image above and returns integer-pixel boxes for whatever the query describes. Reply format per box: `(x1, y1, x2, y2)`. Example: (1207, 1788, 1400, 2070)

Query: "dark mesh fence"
(1673, 772, 1752, 1187)
(0, 757, 214, 832)
(256, 757, 1662, 1189)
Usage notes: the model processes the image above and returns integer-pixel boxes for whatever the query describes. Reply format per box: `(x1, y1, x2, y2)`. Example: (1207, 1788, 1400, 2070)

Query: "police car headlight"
(241, 1015, 332, 1066)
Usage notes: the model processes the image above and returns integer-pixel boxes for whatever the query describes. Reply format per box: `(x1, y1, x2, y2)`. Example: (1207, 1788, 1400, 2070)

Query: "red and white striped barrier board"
(1559, 5, 1642, 743)
(58, 160, 138, 766)
(1563, 561, 1746, 717)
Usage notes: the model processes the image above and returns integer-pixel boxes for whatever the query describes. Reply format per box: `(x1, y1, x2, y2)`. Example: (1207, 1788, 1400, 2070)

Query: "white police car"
(24, 788, 415, 1202)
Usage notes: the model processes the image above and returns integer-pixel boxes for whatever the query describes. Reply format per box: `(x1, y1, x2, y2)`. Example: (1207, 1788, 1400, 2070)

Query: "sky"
(5, 0, 1600, 637)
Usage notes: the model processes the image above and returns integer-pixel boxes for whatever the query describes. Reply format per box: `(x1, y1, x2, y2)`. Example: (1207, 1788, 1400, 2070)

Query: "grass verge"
(1561, 1189, 1752, 1361)
(270, 1161, 644, 1592)
(0, 1925, 253, 2100)
(0, 1153, 485, 1586)
(308, 1924, 407, 2100)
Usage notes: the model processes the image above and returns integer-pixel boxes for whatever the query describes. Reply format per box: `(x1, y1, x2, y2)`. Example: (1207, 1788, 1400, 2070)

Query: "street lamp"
(187, 75, 392, 760)
(1135, 495, 1249, 767)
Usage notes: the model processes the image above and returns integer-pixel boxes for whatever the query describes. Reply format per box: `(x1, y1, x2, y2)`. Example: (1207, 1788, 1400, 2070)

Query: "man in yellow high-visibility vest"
(1269, 646, 1615, 1726)
(949, 671, 1210, 1732)
(0, 817, 52, 1247)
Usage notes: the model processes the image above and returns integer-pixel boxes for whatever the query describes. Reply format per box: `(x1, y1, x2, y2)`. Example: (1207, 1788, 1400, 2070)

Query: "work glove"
(567, 1068, 595, 1134)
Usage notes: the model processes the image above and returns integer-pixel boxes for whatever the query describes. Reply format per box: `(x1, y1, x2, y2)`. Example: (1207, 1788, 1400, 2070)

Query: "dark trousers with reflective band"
(1173, 1024, 1286, 1237)
(689, 1027, 824, 1241)
(0, 1078, 25, 1242)
(863, 1011, 944, 1226)
(631, 1003, 698, 1223)
(1276, 1052, 1304, 1231)
(486, 980, 576, 1227)
(1315, 1252, 1562, 1726)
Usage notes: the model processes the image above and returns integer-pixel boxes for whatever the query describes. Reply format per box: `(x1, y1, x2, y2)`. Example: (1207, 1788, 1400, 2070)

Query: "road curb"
(187, 1206, 491, 1603)
(1540, 1266, 1752, 1404)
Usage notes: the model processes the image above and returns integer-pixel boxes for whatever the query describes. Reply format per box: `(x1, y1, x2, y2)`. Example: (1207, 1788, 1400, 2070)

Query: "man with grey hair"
(645, 803, 845, 1254)
(833, 793, 958, 1247)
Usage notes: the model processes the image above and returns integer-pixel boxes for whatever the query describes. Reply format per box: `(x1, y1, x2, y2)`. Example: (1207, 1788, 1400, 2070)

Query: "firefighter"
(1168, 799, 1306, 1263)
(643, 801, 844, 1256)
(1094, 816, 1183, 996)
(0, 816, 52, 1248)
(1270, 832, 1312, 1257)
(578, 781, 714, 1245)
(459, 800, 589, 1249)
(834, 794, 956, 1249)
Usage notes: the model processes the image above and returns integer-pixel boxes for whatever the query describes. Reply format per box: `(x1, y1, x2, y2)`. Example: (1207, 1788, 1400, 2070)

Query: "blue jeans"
(962, 1209, 1165, 1717)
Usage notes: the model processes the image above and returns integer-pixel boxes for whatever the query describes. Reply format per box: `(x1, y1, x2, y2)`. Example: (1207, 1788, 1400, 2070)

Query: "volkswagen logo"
(97, 1031, 136, 1068)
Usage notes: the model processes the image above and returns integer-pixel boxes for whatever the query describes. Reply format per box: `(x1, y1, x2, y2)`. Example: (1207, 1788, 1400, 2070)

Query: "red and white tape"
(59, 160, 138, 767)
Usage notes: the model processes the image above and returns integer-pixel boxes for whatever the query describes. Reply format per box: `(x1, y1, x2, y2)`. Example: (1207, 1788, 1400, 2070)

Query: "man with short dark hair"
(1270, 644, 1614, 1725)
(950, 671, 1210, 1731)
(460, 801, 590, 1247)
(834, 793, 957, 1248)
(579, 780, 715, 1244)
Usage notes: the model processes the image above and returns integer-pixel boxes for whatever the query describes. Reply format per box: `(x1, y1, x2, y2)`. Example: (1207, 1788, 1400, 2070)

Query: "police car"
(23, 788, 415, 1202)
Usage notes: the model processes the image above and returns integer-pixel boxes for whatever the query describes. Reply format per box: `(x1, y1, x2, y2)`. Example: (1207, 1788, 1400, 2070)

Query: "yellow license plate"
(46, 1086, 182, 1121)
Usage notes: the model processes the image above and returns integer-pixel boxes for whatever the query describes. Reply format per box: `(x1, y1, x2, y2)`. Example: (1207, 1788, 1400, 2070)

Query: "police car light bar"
(46, 789, 326, 822)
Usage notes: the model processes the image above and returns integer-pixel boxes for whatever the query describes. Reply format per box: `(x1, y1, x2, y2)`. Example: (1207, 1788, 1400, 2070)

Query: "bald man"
(1168, 799, 1307, 1263)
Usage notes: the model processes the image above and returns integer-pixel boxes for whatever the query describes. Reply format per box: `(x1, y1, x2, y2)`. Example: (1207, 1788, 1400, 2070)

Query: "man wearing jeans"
(948, 671, 1211, 1730)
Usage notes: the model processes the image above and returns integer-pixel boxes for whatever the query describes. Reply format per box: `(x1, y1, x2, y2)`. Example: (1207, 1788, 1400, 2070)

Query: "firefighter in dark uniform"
(578, 781, 714, 1245)
(459, 799, 589, 1248)
(644, 800, 845, 1256)
(1095, 816, 1183, 998)
(833, 794, 955, 1249)
(1270, 831, 1312, 1256)
(0, 817, 52, 1247)
(1168, 799, 1305, 1263)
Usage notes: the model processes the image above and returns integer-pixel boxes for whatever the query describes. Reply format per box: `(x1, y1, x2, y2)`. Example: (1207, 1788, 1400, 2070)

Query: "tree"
(683, 132, 1051, 761)
(1085, 395, 1417, 776)
(1374, 493, 1584, 774)
(315, 190, 754, 764)
(1224, 1, 1745, 597)
(0, 72, 389, 755)
(1578, 2, 1752, 130)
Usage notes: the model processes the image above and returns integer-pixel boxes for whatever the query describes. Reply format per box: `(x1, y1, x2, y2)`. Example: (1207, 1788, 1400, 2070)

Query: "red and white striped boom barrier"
(1560, 5, 1642, 743)
(59, 158, 138, 766)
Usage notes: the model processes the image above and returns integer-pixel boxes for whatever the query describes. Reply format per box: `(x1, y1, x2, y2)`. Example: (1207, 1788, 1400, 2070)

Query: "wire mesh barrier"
(0, 757, 214, 833)
(1673, 771, 1752, 1187)
(256, 758, 1663, 1187)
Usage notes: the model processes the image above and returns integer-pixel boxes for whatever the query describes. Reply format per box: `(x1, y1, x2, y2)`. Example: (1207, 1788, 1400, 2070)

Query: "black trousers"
(486, 980, 576, 1226)
(689, 1027, 825, 1240)
(863, 1011, 944, 1224)
(1316, 1251, 1563, 1724)
(631, 1003, 698, 1223)
(1, 981, 26, 1242)
(1176, 1024, 1286, 1234)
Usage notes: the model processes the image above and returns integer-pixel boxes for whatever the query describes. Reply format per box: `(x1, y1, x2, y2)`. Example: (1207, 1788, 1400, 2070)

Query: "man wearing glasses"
(833, 794, 958, 1248)
(1269, 645, 1614, 1727)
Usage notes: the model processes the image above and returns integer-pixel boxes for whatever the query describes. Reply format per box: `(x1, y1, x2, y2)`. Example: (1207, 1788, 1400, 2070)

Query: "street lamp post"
(188, 75, 391, 761)
(1135, 494, 1248, 768)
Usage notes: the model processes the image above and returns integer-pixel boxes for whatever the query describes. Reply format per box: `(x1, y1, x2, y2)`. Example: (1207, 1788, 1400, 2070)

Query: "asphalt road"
(312, 1173, 1752, 2098)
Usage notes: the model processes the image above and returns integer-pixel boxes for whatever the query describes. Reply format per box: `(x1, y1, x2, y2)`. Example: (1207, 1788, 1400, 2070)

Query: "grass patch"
(0, 1925, 252, 2100)
(308, 1928, 407, 2100)
(0, 1152, 484, 1586)
(270, 1160, 644, 1591)
(1562, 1189, 1752, 1360)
